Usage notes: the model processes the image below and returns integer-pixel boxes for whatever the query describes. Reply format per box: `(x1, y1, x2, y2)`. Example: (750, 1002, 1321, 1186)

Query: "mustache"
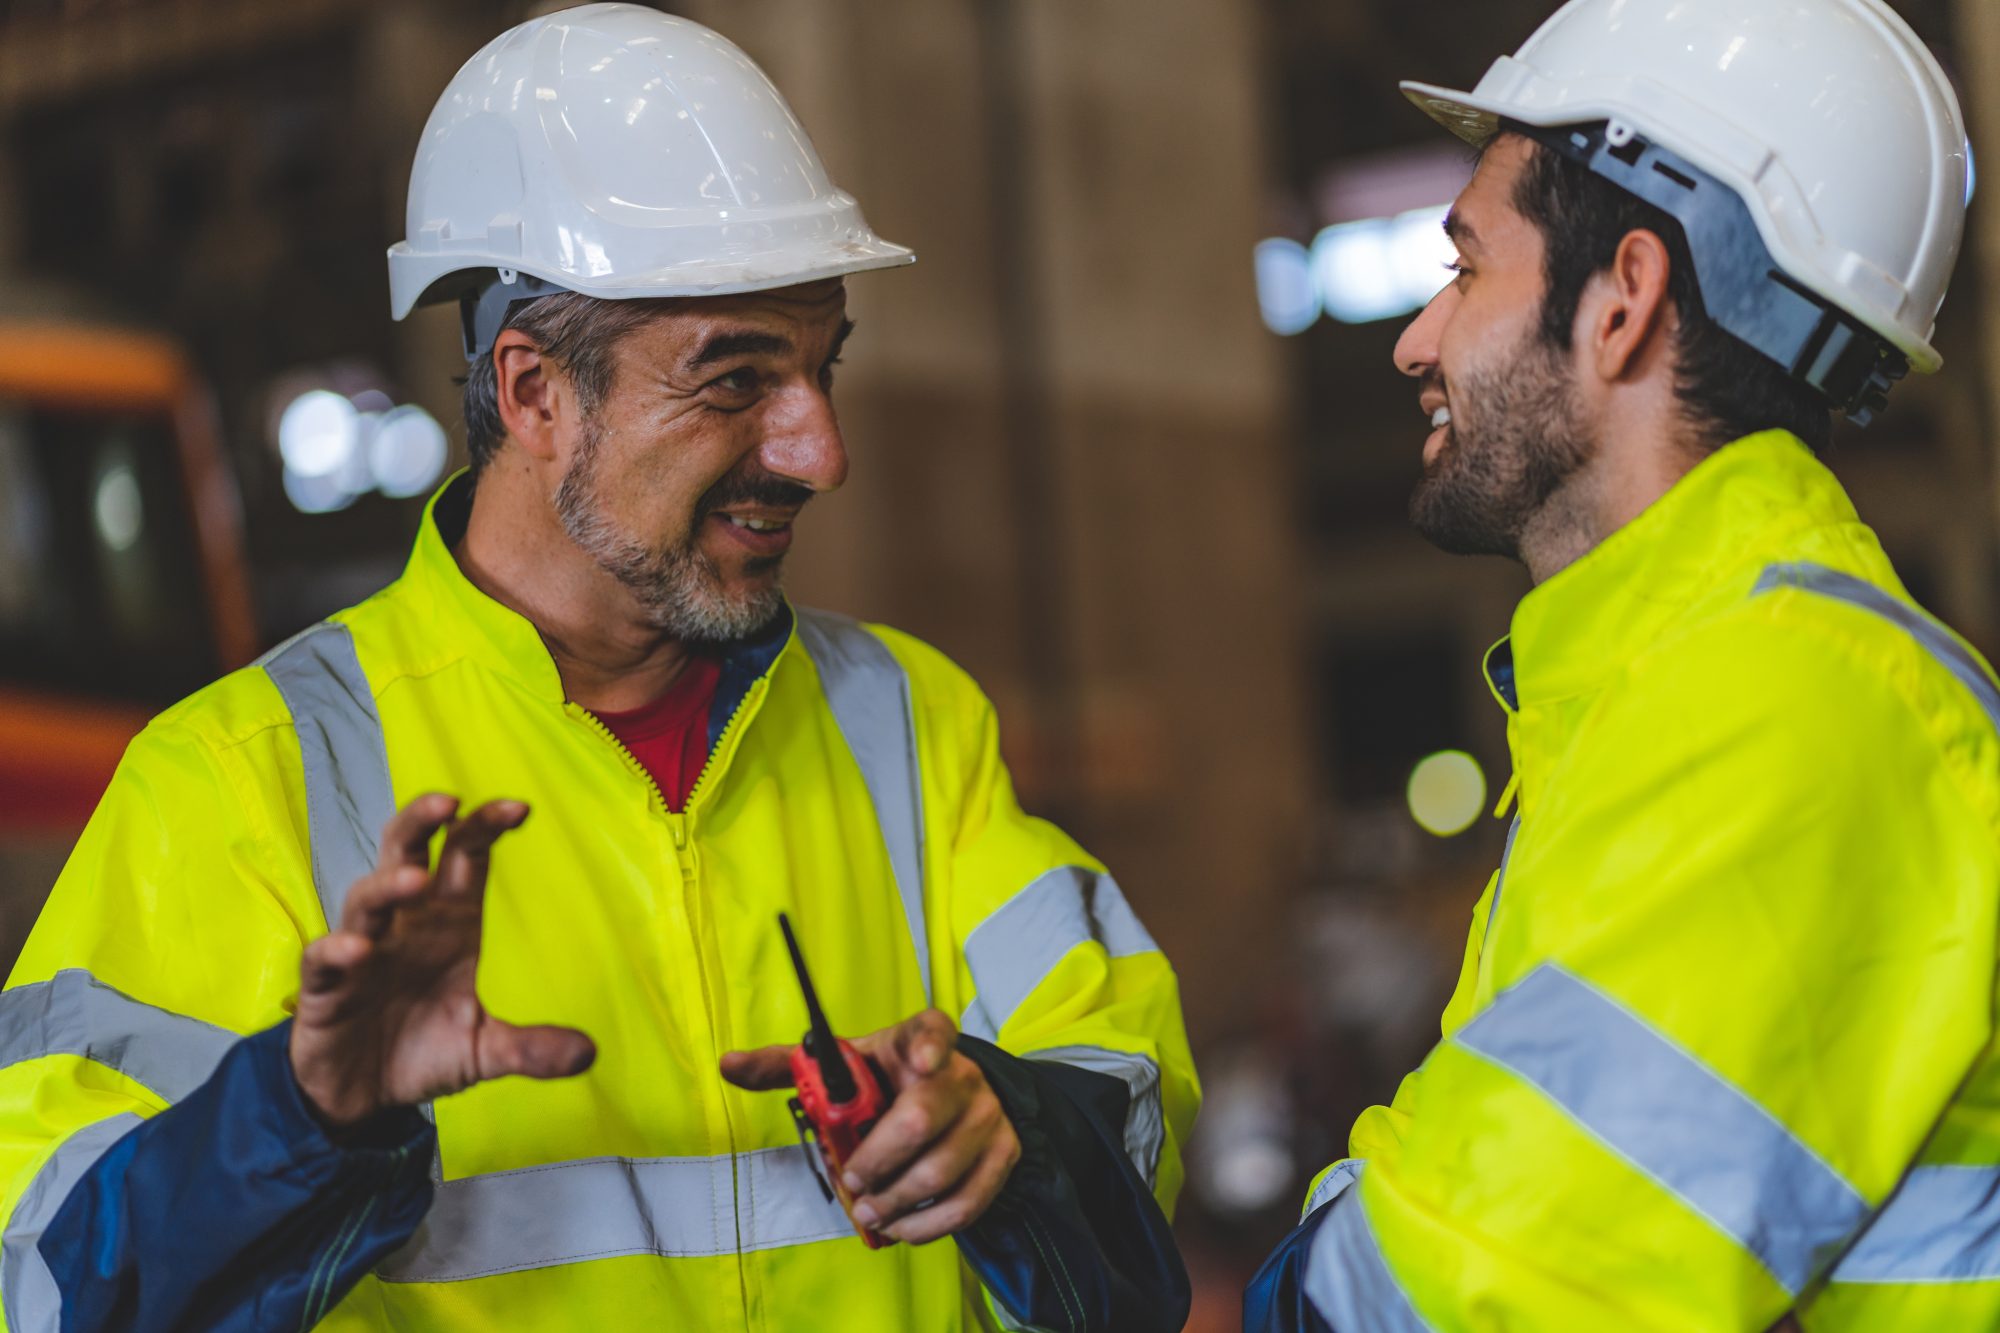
(695, 469, 816, 517)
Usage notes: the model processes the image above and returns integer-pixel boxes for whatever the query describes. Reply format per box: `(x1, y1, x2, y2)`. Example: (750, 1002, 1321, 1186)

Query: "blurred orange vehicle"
(0, 316, 256, 955)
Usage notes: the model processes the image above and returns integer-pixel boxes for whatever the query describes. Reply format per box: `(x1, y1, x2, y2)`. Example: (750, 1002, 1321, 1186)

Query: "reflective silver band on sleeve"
(1303, 1187, 1436, 1332)
(1455, 963, 1868, 1294)
(1303, 1160, 1365, 1218)
(1832, 1165, 2000, 1284)
(1752, 562, 2000, 732)
(1025, 1044, 1166, 1189)
(0, 970, 237, 1102)
(378, 1144, 852, 1281)
(959, 866, 1159, 1043)
(261, 621, 396, 931)
(0, 972, 239, 1331)
(795, 609, 931, 1001)
(1, 1113, 144, 1333)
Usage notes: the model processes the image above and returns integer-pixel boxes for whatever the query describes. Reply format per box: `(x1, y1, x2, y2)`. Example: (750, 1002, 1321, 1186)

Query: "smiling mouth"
(1430, 406, 1453, 430)
(721, 514, 790, 533)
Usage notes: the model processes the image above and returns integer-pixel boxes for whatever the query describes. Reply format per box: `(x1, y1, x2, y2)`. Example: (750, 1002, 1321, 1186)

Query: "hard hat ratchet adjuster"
(1509, 118, 1910, 426)
(459, 270, 574, 365)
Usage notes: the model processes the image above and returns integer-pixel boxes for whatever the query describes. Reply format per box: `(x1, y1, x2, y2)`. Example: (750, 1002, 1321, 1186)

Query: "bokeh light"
(1406, 749, 1486, 837)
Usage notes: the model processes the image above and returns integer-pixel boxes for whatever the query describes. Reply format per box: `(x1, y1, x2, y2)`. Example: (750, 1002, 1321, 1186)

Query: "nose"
(1394, 285, 1455, 380)
(757, 384, 848, 494)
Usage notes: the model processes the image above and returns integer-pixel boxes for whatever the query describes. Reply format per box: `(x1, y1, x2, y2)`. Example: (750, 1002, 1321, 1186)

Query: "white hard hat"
(1402, 0, 1970, 417)
(387, 3, 912, 349)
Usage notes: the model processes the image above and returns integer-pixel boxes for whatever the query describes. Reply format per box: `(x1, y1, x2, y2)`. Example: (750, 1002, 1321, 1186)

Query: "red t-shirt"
(591, 654, 723, 811)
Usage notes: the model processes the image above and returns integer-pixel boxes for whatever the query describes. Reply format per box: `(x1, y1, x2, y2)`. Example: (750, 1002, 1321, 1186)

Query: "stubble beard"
(1408, 331, 1594, 561)
(554, 421, 789, 647)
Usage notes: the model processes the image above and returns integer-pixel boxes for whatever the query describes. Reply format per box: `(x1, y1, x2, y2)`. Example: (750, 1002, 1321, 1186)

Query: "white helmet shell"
(1402, 0, 1969, 374)
(387, 3, 913, 320)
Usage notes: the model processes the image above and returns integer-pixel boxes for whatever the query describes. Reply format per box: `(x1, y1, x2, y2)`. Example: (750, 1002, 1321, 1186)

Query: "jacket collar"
(1495, 430, 1860, 708)
(401, 473, 796, 718)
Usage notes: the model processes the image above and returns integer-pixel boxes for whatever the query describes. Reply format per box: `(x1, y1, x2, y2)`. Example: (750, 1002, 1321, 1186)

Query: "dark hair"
(460, 290, 669, 477)
(1508, 134, 1833, 454)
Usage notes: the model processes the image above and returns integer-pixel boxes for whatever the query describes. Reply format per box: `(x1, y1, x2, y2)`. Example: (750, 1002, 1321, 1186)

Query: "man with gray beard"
(0, 8, 1194, 1331)
(1249, 1, 2000, 1330)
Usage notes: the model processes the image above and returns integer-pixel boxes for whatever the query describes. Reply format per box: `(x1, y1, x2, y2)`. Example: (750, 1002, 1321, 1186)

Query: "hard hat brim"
(388, 236, 916, 322)
(1399, 81, 1511, 147)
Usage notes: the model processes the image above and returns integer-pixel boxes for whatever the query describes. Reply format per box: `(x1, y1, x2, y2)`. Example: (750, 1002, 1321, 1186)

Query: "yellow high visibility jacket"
(0, 477, 1197, 1331)
(1293, 432, 2000, 1331)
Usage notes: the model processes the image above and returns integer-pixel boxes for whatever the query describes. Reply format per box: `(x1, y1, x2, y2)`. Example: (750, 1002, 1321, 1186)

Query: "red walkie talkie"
(780, 912, 895, 1248)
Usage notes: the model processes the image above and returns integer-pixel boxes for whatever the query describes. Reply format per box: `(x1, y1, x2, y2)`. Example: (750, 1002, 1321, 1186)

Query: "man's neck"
(453, 463, 693, 712)
(1519, 414, 1707, 586)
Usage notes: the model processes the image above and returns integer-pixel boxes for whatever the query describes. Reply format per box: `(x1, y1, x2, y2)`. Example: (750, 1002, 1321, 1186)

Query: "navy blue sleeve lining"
(1243, 1199, 1339, 1333)
(953, 1036, 1190, 1333)
(38, 1019, 434, 1333)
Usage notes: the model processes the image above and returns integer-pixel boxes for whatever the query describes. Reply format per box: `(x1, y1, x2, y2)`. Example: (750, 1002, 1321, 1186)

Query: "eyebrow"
(686, 316, 857, 371)
(688, 330, 794, 371)
(1444, 209, 1481, 254)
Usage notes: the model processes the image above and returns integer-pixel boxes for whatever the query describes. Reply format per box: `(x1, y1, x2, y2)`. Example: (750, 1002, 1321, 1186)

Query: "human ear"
(493, 330, 562, 463)
(1589, 228, 1674, 383)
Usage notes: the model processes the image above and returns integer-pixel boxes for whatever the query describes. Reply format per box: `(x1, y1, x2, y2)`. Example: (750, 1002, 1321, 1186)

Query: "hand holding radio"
(719, 916, 1021, 1247)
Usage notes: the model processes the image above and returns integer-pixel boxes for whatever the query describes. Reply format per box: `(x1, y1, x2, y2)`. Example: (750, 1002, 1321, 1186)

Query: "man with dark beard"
(0, 8, 1194, 1332)
(1248, 1, 2000, 1330)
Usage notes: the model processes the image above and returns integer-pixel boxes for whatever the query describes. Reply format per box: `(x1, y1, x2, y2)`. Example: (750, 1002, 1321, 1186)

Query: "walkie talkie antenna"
(779, 912, 856, 1102)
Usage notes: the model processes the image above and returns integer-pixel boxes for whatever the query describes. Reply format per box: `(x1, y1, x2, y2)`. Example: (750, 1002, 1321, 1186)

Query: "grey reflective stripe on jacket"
(1455, 962, 1868, 1295)
(261, 621, 396, 931)
(959, 866, 1158, 1042)
(380, 1145, 851, 1280)
(1830, 1165, 2000, 1284)
(1304, 1186, 1436, 1332)
(0, 972, 239, 1332)
(795, 608, 932, 1001)
(1752, 562, 2000, 731)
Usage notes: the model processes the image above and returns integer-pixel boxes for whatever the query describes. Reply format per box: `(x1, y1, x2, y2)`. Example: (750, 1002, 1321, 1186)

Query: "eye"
(709, 368, 760, 395)
(1444, 259, 1473, 287)
(818, 354, 843, 391)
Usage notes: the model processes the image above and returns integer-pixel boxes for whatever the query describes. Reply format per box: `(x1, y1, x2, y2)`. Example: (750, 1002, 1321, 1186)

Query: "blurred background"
(0, 0, 1992, 1325)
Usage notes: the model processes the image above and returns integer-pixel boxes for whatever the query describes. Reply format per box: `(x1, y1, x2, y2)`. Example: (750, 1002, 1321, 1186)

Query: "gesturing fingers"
(296, 930, 381, 1030)
(376, 792, 459, 873)
(435, 800, 530, 899)
(340, 863, 431, 938)
(475, 1019, 597, 1083)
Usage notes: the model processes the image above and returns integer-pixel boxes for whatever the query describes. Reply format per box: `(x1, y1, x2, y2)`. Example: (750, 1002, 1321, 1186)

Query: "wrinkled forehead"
(613, 278, 853, 377)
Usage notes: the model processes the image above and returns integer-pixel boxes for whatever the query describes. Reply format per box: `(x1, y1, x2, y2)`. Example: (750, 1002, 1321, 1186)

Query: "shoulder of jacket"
(1634, 583, 1997, 773)
(142, 656, 296, 757)
(795, 610, 993, 715)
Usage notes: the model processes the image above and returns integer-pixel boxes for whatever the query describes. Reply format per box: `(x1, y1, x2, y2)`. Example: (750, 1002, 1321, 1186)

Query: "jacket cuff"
(954, 1036, 1190, 1333)
(38, 1019, 435, 1333)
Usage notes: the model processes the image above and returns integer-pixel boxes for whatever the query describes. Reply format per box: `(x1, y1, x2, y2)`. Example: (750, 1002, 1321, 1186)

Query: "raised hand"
(721, 1009, 1020, 1245)
(289, 793, 596, 1131)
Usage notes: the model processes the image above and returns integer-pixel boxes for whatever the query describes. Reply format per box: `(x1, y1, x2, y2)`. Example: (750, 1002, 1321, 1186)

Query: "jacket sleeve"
(0, 711, 431, 1332)
(1286, 619, 2000, 1330)
(900, 641, 1199, 1333)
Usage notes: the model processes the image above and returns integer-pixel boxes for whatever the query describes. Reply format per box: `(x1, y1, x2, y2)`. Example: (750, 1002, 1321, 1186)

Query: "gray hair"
(460, 291, 670, 476)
